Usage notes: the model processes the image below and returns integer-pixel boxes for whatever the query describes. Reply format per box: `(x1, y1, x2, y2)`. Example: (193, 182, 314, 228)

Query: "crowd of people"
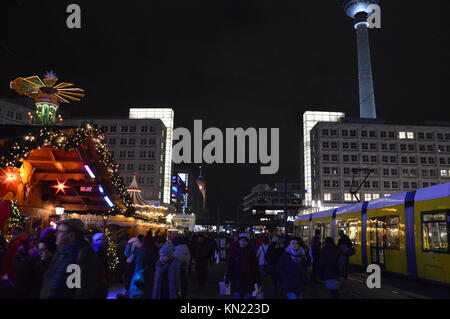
(223, 229, 354, 299)
(0, 217, 355, 299)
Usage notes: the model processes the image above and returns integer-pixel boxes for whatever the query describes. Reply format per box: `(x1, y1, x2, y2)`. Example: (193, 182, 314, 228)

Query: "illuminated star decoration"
(1, 167, 20, 185)
(51, 178, 71, 195)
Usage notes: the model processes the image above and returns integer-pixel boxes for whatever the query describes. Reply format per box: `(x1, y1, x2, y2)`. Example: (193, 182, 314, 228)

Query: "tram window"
(386, 216, 400, 249)
(314, 223, 331, 243)
(422, 212, 449, 253)
(300, 225, 309, 245)
(348, 220, 359, 245)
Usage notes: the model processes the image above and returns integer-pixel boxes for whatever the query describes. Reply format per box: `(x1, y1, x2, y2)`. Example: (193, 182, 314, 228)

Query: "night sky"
(1, 0, 450, 219)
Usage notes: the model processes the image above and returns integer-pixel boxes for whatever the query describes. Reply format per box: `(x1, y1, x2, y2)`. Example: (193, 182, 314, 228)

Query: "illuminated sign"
(80, 187, 92, 192)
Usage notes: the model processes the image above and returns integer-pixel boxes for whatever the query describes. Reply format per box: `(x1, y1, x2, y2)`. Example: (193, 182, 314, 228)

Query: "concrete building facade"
(0, 98, 33, 124)
(310, 117, 450, 207)
(65, 118, 167, 204)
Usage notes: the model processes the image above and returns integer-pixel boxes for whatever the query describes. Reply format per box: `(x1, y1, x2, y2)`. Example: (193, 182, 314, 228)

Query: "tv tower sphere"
(342, 0, 380, 19)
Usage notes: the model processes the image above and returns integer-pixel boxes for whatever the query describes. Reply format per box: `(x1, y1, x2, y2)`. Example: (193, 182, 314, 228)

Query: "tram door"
(369, 217, 387, 268)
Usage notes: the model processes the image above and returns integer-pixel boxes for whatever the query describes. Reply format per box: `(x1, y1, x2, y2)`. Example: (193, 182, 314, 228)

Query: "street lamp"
(55, 205, 64, 215)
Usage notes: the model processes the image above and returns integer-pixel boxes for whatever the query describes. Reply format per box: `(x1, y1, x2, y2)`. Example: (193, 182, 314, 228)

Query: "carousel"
(1, 72, 170, 239)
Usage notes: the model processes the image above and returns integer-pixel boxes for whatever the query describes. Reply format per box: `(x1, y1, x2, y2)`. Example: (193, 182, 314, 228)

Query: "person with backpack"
(121, 236, 143, 297)
(337, 230, 354, 279)
(129, 233, 158, 299)
(256, 237, 269, 276)
(277, 237, 307, 299)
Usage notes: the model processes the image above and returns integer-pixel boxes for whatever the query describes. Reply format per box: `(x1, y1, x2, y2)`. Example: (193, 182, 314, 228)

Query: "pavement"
(108, 262, 450, 299)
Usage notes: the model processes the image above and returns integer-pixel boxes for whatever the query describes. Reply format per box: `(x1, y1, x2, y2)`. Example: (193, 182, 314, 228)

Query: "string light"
(104, 227, 119, 271)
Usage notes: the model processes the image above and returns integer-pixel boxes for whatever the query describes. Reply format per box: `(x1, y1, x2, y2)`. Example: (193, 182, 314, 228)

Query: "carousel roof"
(127, 174, 150, 207)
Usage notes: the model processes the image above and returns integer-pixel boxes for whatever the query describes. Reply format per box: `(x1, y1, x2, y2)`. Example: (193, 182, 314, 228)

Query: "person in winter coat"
(30, 235, 57, 298)
(226, 233, 239, 260)
(337, 230, 354, 279)
(122, 236, 142, 296)
(319, 237, 340, 299)
(207, 235, 218, 266)
(309, 229, 322, 284)
(40, 219, 98, 299)
(90, 233, 109, 299)
(266, 235, 284, 293)
(172, 236, 190, 298)
(129, 234, 158, 299)
(256, 237, 269, 276)
(2, 226, 28, 283)
(277, 238, 307, 299)
(192, 234, 210, 289)
(11, 240, 34, 298)
(152, 244, 181, 299)
(224, 234, 260, 299)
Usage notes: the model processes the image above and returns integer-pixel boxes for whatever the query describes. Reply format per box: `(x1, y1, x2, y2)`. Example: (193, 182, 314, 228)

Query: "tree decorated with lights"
(7, 200, 23, 228)
(10, 71, 85, 125)
(104, 227, 119, 271)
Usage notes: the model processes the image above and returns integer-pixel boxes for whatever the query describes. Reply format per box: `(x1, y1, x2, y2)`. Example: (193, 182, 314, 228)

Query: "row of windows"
(108, 138, 157, 146)
(322, 180, 436, 189)
(322, 193, 384, 202)
(117, 151, 156, 159)
(321, 153, 450, 165)
(320, 129, 450, 140)
(321, 142, 450, 153)
(321, 167, 441, 178)
(117, 163, 156, 172)
(0, 108, 24, 121)
(102, 125, 157, 133)
(123, 176, 155, 185)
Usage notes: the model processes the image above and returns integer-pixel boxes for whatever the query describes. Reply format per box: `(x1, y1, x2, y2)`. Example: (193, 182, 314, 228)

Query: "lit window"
(399, 132, 406, 139)
(384, 193, 391, 197)
(407, 132, 414, 139)
(441, 170, 448, 177)
(372, 194, 380, 199)
(386, 216, 400, 249)
(422, 213, 448, 253)
(344, 193, 352, 202)
(364, 194, 372, 201)
(324, 193, 331, 201)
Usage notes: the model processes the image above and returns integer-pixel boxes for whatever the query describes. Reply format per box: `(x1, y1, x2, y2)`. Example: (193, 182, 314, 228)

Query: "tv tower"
(196, 165, 207, 211)
(342, 0, 379, 119)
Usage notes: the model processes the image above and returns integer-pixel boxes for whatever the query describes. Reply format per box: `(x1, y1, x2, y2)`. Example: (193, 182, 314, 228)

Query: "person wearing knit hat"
(152, 244, 181, 299)
(239, 233, 250, 241)
(159, 244, 174, 259)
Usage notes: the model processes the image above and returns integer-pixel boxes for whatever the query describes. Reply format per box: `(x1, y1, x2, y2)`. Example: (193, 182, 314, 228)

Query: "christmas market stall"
(0, 123, 167, 240)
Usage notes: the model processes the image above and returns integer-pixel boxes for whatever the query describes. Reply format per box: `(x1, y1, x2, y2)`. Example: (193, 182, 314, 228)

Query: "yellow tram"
(294, 183, 450, 285)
